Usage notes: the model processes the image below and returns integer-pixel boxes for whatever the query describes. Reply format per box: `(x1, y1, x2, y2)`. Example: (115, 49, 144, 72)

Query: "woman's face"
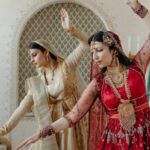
(29, 49, 48, 68)
(91, 41, 113, 68)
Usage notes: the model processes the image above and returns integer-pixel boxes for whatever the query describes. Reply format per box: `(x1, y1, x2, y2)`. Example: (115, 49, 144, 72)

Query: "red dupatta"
(88, 59, 108, 150)
(87, 31, 126, 149)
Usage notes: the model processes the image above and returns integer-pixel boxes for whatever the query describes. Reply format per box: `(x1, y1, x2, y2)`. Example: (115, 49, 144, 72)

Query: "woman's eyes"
(91, 49, 103, 53)
(96, 49, 103, 52)
(32, 53, 37, 57)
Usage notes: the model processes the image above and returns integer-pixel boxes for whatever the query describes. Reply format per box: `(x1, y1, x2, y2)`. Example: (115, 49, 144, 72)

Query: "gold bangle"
(66, 26, 77, 35)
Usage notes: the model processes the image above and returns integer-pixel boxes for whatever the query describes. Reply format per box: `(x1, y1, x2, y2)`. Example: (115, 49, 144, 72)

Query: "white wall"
(0, 0, 149, 149)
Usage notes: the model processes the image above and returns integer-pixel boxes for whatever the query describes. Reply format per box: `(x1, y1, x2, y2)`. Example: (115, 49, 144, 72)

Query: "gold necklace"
(107, 72, 124, 87)
(107, 65, 125, 87)
(44, 67, 56, 84)
(105, 70, 136, 132)
(44, 71, 57, 103)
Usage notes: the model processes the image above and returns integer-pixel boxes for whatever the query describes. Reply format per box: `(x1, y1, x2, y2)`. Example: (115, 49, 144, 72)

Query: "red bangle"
(39, 125, 55, 138)
(132, 2, 148, 18)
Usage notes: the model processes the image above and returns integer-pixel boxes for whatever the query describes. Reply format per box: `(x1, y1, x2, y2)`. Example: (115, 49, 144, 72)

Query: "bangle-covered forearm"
(39, 117, 70, 138)
(129, 1, 148, 18)
(39, 125, 55, 138)
(67, 26, 88, 45)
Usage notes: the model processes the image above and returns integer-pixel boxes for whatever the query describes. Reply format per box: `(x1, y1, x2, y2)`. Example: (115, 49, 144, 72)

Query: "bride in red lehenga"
(17, 0, 150, 149)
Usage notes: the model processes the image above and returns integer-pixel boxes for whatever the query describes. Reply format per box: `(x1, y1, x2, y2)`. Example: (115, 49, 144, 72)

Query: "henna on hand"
(39, 125, 55, 138)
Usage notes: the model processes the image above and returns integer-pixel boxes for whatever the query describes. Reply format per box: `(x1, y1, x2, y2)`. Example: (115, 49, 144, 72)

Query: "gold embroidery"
(118, 99, 136, 131)
(106, 70, 136, 131)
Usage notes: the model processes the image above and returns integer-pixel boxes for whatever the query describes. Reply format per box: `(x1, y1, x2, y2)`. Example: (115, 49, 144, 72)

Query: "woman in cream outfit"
(0, 8, 88, 150)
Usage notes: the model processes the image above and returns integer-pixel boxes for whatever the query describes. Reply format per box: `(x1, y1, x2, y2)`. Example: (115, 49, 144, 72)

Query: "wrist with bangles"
(66, 26, 77, 36)
(39, 125, 55, 138)
(128, 1, 148, 18)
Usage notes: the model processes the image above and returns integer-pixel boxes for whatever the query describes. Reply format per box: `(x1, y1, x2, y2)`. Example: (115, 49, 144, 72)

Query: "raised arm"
(0, 92, 33, 136)
(127, 0, 150, 29)
(17, 79, 98, 150)
(60, 8, 89, 68)
(134, 35, 150, 74)
(127, 0, 150, 74)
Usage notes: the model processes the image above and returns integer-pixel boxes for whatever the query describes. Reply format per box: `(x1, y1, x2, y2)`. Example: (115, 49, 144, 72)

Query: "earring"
(46, 55, 50, 63)
(109, 50, 118, 66)
(46, 52, 50, 63)
(114, 50, 118, 56)
(114, 50, 120, 67)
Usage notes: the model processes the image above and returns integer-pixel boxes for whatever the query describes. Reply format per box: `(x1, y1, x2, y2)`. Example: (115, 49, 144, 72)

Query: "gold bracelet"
(66, 26, 77, 35)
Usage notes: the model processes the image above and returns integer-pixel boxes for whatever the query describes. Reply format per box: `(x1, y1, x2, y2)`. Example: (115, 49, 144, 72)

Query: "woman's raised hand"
(60, 8, 71, 31)
(16, 132, 40, 150)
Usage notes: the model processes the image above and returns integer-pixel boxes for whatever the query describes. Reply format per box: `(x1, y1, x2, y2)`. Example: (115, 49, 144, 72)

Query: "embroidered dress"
(88, 4, 150, 149)
(96, 64, 150, 150)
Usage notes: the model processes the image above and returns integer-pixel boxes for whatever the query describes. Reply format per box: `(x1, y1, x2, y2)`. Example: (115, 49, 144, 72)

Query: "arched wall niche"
(14, 0, 114, 103)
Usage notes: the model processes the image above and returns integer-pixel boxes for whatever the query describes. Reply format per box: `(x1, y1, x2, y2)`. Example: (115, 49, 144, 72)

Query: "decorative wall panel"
(18, 2, 106, 102)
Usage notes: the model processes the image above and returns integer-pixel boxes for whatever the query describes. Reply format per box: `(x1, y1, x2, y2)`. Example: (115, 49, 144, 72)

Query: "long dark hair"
(88, 31, 132, 72)
(29, 42, 57, 61)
